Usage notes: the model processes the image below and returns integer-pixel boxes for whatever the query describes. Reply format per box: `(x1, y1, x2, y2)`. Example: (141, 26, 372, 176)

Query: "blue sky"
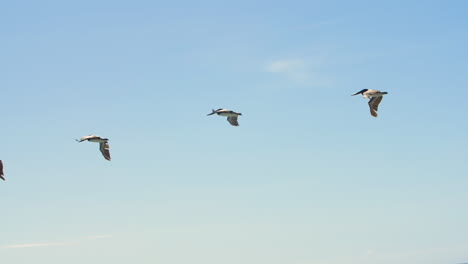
(1, 0, 468, 263)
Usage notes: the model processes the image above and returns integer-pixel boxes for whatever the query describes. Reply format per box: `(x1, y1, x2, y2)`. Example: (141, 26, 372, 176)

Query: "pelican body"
(207, 108, 242, 126)
(76, 135, 111, 161)
(352, 89, 388, 117)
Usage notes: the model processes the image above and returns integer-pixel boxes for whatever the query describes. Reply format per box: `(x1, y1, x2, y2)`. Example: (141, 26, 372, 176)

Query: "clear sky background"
(1, 0, 468, 263)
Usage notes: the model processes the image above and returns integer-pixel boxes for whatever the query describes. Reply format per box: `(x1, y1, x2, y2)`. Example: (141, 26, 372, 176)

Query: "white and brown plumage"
(0, 160, 4, 181)
(207, 108, 242, 126)
(352, 89, 388, 117)
(76, 135, 111, 161)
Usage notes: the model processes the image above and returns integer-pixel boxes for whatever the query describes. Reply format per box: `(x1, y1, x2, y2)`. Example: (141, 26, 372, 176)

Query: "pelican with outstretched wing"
(352, 89, 388, 117)
(207, 108, 242, 126)
(76, 135, 111, 161)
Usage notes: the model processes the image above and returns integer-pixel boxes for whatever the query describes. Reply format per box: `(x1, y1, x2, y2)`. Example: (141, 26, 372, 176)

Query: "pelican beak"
(352, 89, 368, 96)
(207, 112, 215, 116)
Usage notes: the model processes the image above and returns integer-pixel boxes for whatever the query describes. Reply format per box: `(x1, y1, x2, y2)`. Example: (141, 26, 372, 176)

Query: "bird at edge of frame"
(352, 89, 388, 117)
(0, 160, 5, 181)
(207, 108, 242, 126)
(76, 135, 111, 161)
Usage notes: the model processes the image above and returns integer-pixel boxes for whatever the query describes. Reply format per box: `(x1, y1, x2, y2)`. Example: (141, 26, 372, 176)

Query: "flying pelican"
(207, 108, 242, 126)
(76, 135, 111, 161)
(352, 89, 388, 117)
(0, 160, 4, 181)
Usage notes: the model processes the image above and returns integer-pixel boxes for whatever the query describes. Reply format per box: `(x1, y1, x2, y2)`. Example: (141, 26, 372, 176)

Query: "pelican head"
(207, 109, 225, 116)
(351, 89, 368, 96)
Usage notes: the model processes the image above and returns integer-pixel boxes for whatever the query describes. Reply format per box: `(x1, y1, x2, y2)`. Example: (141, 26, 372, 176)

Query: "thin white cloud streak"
(1, 242, 67, 249)
(1, 234, 113, 249)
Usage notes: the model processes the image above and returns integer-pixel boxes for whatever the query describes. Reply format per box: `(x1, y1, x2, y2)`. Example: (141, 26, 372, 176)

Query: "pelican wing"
(77, 135, 99, 142)
(99, 142, 111, 161)
(0, 160, 4, 181)
(368, 96, 383, 117)
(227, 116, 239, 126)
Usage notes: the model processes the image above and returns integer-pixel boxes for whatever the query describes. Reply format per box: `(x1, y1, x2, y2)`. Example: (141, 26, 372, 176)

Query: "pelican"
(207, 108, 242, 126)
(0, 160, 4, 181)
(76, 135, 111, 161)
(352, 89, 388, 117)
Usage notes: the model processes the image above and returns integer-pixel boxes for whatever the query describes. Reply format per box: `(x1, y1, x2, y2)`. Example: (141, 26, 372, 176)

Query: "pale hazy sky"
(1, 1, 468, 264)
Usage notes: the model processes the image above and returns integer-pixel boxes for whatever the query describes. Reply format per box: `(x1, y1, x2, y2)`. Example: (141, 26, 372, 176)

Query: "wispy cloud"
(1, 234, 113, 249)
(266, 59, 310, 84)
(265, 58, 333, 87)
(1, 242, 67, 249)
(364, 249, 375, 258)
(266, 59, 306, 73)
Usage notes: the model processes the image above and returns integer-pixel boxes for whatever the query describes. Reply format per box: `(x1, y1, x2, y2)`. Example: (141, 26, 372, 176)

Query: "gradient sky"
(1, 1, 468, 263)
